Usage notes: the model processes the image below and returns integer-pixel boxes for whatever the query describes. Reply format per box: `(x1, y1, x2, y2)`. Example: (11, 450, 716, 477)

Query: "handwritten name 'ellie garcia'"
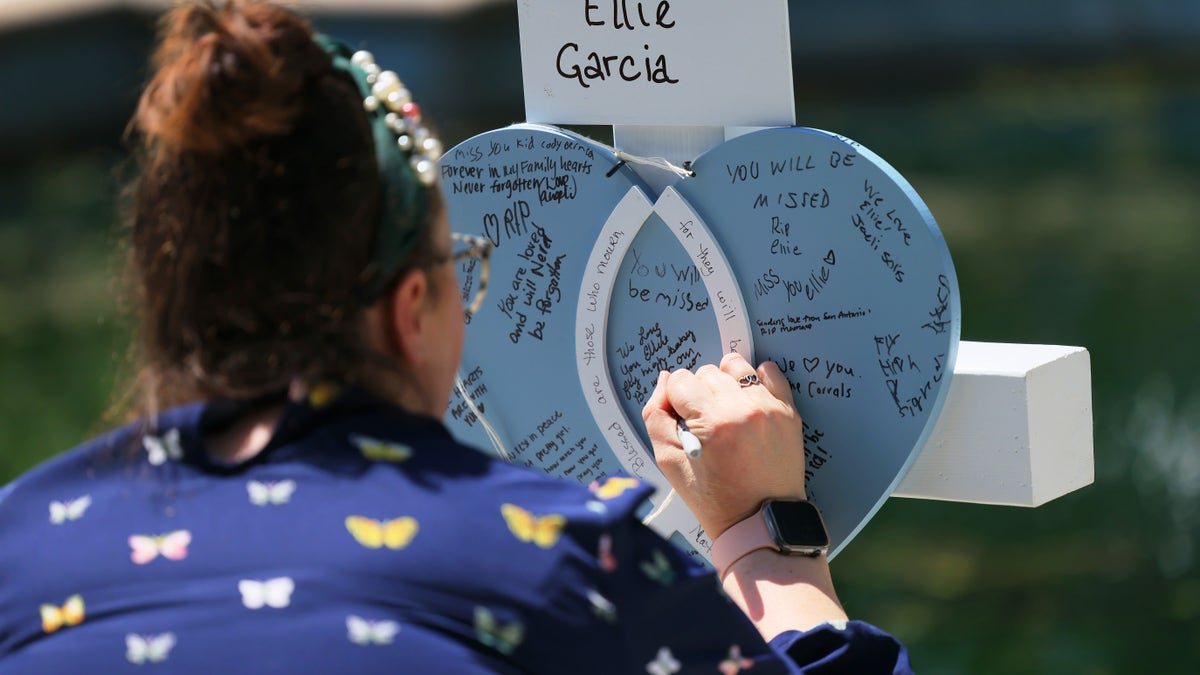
(556, 1, 680, 89)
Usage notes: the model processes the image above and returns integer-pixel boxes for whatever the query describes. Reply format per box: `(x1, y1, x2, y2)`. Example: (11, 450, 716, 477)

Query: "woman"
(0, 1, 910, 672)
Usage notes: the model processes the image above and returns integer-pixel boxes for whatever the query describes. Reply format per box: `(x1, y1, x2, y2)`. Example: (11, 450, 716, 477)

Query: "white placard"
(518, 0, 795, 126)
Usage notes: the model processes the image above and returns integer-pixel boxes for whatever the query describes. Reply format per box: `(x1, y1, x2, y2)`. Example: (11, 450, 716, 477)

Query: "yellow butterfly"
(639, 549, 676, 586)
(591, 476, 640, 500)
(345, 516, 419, 550)
(501, 504, 565, 549)
(474, 606, 524, 655)
(719, 644, 755, 675)
(307, 382, 341, 408)
(350, 435, 413, 463)
(40, 594, 84, 634)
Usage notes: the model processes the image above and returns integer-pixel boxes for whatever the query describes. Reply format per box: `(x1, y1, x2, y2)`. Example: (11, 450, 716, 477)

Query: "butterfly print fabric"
(0, 386, 910, 673)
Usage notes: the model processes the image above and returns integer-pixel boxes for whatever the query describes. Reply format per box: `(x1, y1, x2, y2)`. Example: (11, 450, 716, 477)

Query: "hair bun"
(134, 0, 325, 154)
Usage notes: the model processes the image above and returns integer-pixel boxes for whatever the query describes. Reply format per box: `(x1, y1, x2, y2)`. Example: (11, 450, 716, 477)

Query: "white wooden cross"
(515, 0, 1093, 509)
(511, 0, 1094, 504)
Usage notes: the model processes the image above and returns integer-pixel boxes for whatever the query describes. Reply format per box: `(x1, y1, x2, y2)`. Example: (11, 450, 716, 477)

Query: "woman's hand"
(641, 352, 808, 540)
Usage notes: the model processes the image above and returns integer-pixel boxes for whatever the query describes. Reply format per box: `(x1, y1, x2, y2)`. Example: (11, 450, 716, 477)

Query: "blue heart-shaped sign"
(440, 124, 959, 561)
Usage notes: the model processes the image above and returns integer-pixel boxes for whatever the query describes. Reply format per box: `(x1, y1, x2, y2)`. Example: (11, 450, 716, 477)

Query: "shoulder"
(1, 421, 139, 508)
(0, 404, 199, 518)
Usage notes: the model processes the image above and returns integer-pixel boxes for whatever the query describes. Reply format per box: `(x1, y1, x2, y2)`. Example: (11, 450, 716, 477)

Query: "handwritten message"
(555, 1, 679, 89)
(505, 409, 608, 484)
(613, 321, 700, 405)
(755, 307, 871, 336)
(851, 178, 912, 283)
(448, 365, 489, 428)
(491, 222, 567, 344)
(923, 274, 953, 335)
(778, 353, 861, 402)
(517, 0, 793, 125)
(874, 333, 948, 419)
(446, 135, 595, 205)
(441, 135, 603, 346)
(623, 245, 711, 314)
(802, 421, 832, 502)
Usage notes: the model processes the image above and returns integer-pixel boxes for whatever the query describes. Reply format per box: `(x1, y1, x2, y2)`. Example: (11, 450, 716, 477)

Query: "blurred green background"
(2, 1, 1198, 672)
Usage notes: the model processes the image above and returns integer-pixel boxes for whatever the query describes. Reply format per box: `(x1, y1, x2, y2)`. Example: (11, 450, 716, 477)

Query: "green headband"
(314, 34, 443, 301)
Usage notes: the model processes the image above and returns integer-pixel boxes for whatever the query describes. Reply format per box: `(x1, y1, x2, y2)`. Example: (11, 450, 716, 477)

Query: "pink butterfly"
(128, 530, 192, 565)
(718, 645, 755, 675)
(598, 534, 617, 572)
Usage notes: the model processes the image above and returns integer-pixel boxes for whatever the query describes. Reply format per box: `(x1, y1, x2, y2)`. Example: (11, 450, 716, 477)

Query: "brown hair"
(123, 0, 439, 415)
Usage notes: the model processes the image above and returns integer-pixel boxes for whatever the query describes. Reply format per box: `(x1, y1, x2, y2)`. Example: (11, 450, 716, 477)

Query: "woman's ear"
(382, 268, 431, 367)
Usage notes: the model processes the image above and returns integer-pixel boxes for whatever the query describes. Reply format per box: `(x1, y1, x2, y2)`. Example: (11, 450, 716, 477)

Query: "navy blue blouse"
(0, 385, 910, 673)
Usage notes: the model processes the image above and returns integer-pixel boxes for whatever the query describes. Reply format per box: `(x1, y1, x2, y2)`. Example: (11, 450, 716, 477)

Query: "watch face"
(764, 500, 829, 551)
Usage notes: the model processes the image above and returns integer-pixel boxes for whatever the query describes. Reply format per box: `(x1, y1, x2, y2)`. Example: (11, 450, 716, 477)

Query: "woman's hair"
(123, 0, 440, 415)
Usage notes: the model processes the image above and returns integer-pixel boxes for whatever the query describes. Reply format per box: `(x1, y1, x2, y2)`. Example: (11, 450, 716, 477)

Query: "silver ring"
(737, 373, 760, 387)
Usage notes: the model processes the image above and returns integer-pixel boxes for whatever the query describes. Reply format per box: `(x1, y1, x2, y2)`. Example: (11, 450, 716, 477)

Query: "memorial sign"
(440, 124, 959, 560)
(439, 0, 1093, 565)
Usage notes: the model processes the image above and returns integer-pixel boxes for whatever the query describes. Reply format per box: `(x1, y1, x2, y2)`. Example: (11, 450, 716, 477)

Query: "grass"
(2, 60, 1198, 672)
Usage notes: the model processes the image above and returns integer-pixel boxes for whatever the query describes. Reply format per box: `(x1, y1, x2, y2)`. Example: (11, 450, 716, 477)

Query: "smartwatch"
(710, 499, 829, 579)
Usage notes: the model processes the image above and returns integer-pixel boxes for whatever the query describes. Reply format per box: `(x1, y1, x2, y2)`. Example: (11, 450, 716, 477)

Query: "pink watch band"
(710, 504, 776, 580)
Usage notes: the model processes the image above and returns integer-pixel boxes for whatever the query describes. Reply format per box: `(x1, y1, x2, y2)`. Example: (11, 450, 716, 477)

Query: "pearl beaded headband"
(314, 34, 444, 301)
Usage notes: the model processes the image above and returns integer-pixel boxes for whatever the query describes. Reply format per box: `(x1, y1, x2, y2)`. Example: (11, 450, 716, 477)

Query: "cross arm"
(892, 341, 1094, 506)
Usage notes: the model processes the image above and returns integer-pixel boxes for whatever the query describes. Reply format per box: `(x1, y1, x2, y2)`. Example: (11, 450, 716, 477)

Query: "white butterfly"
(346, 615, 401, 646)
(48, 495, 92, 524)
(246, 480, 297, 506)
(125, 632, 177, 664)
(143, 429, 183, 466)
(238, 576, 294, 609)
(586, 588, 617, 624)
(646, 646, 681, 675)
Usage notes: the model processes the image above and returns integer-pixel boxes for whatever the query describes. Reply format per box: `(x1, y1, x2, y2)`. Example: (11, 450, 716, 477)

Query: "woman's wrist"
(710, 502, 772, 580)
(720, 548, 847, 638)
(709, 498, 828, 580)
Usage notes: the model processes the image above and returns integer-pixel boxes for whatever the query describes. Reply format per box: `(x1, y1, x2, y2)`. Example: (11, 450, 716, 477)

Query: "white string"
(640, 486, 678, 527)
(454, 375, 511, 462)
(569, 129, 696, 179)
(612, 150, 696, 179)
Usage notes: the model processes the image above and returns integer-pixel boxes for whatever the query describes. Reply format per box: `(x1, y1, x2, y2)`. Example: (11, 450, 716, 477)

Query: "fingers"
(642, 370, 671, 419)
(716, 353, 789, 404)
(642, 371, 678, 452)
(642, 355, 809, 541)
(755, 360, 796, 409)
(719, 352, 758, 385)
(663, 367, 715, 421)
(646, 354, 802, 438)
